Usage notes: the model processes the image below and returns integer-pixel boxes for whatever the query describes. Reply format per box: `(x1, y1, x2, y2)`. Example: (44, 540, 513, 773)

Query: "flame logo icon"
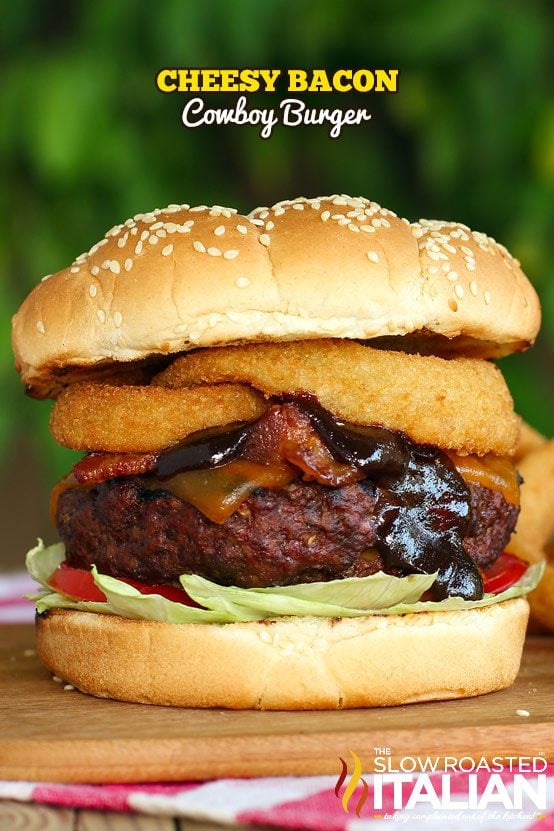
(335, 750, 369, 817)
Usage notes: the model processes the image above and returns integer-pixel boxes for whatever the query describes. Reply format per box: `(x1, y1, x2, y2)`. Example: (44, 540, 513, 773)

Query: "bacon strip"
(70, 404, 365, 488)
(73, 451, 158, 484)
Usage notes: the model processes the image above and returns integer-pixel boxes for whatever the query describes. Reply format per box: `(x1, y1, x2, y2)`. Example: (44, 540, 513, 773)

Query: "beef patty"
(57, 476, 519, 589)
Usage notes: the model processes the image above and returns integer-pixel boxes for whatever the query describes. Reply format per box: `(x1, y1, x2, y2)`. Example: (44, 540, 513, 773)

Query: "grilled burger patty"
(57, 475, 519, 589)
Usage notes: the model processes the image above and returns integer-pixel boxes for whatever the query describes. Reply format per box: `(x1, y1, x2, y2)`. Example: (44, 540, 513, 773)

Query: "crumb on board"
(516, 709, 530, 717)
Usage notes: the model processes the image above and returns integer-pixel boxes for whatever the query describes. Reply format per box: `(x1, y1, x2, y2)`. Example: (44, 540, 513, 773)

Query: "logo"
(335, 751, 369, 817)
(333, 750, 549, 818)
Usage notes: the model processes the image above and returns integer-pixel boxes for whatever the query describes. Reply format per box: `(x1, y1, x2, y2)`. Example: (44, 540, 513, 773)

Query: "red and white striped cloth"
(0, 571, 37, 623)
(0, 769, 553, 829)
(2, 572, 553, 829)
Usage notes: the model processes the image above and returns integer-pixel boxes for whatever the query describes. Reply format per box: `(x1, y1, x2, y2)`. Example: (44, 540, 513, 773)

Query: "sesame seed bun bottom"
(36, 599, 529, 709)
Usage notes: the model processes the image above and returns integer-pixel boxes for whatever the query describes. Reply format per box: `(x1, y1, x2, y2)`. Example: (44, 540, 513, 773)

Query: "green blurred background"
(1, 0, 553, 569)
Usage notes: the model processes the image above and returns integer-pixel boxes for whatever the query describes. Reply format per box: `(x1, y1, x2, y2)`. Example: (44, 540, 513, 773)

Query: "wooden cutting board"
(1, 625, 553, 783)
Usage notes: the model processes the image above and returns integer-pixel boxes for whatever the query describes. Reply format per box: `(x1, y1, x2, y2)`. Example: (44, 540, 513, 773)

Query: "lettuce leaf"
(91, 568, 259, 624)
(181, 562, 544, 618)
(26, 540, 544, 625)
(26, 540, 252, 624)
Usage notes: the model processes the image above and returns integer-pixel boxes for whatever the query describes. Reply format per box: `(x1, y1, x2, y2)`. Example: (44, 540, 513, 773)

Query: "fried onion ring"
(154, 340, 518, 456)
(507, 440, 554, 632)
(50, 382, 267, 452)
(514, 421, 545, 461)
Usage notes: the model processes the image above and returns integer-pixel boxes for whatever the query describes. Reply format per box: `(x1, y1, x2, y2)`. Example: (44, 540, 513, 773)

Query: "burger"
(12, 194, 544, 709)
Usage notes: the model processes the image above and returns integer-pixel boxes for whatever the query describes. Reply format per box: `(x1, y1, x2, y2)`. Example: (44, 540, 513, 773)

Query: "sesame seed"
(236, 224, 248, 235)
(447, 271, 458, 282)
(214, 225, 225, 236)
(360, 225, 374, 233)
(259, 210, 269, 219)
(114, 312, 123, 327)
(176, 224, 191, 234)
(236, 276, 250, 288)
(162, 244, 173, 257)
(155, 229, 167, 238)
(109, 261, 120, 274)
(348, 223, 360, 233)
(150, 221, 163, 230)
(265, 221, 274, 231)
(193, 241, 206, 253)
(469, 280, 478, 296)
(41, 274, 52, 282)
(97, 309, 106, 323)
(164, 223, 178, 233)
(454, 284, 464, 299)
(428, 266, 439, 274)
(140, 230, 149, 241)
(331, 214, 344, 220)
(117, 238, 126, 248)
(274, 207, 285, 216)
(441, 263, 450, 273)
(89, 285, 97, 297)
(90, 265, 100, 276)
(148, 235, 158, 245)
(465, 261, 476, 271)
(367, 251, 379, 263)
(259, 234, 270, 247)
(250, 218, 264, 226)
(135, 241, 143, 255)
(207, 246, 221, 257)
(124, 258, 133, 271)
(461, 246, 474, 257)
(321, 211, 330, 221)
(292, 204, 304, 211)
(371, 218, 382, 228)
(52, 675, 63, 683)
(36, 321, 45, 334)
(63, 684, 75, 691)
(444, 243, 456, 254)
(70, 266, 79, 274)
(224, 249, 239, 260)
(516, 709, 530, 717)
(484, 291, 492, 305)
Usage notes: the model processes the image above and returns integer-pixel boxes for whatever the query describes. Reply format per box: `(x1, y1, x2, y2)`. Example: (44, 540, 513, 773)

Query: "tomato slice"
(47, 564, 200, 607)
(481, 552, 528, 594)
(48, 564, 106, 601)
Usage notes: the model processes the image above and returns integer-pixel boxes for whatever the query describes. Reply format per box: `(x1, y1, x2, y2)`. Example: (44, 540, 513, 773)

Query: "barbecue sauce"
(155, 394, 482, 600)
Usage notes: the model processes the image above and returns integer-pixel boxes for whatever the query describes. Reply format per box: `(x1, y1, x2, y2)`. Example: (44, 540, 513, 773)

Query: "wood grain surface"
(0, 802, 276, 830)
(0, 625, 553, 782)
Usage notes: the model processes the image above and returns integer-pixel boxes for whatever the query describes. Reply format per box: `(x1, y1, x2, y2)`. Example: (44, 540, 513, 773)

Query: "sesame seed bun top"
(12, 195, 541, 398)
